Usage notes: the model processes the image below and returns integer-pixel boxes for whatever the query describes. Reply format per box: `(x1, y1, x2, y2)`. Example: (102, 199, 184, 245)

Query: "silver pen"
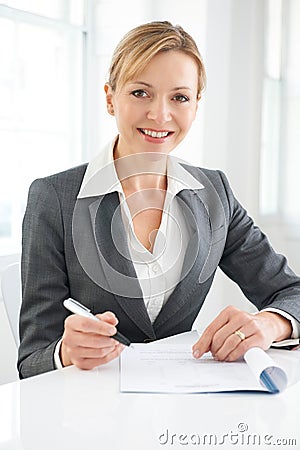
(63, 298, 133, 348)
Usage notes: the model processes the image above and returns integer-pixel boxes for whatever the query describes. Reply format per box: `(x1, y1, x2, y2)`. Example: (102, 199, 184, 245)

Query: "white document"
(120, 341, 287, 394)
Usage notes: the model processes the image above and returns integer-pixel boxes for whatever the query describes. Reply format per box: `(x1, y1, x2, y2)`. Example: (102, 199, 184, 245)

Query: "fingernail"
(193, 350, 200, 359)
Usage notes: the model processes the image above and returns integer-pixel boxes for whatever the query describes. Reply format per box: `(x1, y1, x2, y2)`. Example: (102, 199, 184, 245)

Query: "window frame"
(260, 0, 300, 237)
(0, 3, 90, 256)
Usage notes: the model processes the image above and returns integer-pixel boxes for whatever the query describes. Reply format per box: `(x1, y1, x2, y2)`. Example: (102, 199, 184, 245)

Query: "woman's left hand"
(192, 305, 292, 361)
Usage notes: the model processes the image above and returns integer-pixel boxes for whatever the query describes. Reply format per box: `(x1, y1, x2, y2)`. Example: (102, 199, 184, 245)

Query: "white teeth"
(142, 129, 169, 138)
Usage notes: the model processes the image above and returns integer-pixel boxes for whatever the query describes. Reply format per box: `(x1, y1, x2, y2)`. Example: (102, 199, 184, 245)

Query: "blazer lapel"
(154, 178, 227, 330)
(89, 192, 156, 339)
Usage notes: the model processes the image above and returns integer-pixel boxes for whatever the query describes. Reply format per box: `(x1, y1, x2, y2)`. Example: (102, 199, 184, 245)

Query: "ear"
(104, 83, 115, 115)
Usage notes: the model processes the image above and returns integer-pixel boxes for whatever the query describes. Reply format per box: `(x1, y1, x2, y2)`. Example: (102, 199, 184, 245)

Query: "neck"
(121, 172, 167, 193)
(113, 145, 168, 192)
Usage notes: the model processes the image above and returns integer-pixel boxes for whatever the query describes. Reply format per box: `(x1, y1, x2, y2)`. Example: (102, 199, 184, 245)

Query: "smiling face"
(105, 50, 199, 158)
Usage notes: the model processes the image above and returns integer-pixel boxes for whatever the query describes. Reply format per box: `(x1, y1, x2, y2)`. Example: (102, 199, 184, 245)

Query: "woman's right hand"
(60, 311, 124, 370)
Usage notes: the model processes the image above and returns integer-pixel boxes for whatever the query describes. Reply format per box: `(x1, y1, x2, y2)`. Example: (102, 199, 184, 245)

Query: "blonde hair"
(108, 21, 206, 98)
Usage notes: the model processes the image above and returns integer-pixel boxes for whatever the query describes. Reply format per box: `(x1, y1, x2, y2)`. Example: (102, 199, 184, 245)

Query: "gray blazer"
(18, 163, 300, 378)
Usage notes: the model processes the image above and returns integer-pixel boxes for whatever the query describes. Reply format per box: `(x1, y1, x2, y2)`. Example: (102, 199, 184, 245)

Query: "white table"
(1, 332, 300, 450)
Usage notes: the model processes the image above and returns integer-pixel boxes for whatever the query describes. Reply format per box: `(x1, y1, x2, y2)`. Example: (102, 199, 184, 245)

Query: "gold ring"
(234, 329, 246, 341)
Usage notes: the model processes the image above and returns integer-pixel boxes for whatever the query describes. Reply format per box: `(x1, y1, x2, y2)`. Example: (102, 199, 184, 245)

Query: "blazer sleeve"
(18, 178, 69, 379)
(217, 170, 300, 324)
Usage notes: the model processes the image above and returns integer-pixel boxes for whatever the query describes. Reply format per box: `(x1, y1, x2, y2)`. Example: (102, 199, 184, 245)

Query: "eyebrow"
(128, 81, 192, 91)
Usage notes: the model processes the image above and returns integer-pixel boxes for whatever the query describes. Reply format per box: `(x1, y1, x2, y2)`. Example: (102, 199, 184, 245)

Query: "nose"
(147, 97, 172, 125)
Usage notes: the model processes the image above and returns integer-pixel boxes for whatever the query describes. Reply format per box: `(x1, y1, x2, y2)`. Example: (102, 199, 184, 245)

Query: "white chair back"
(1, 262, 21, 346)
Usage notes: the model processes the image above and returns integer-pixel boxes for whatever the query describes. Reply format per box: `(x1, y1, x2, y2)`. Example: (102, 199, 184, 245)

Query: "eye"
(172, 94, 190, 103)
(131, 89, 148, 98)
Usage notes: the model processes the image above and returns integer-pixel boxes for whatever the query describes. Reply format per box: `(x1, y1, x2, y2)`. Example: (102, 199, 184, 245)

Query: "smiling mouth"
(138, 128, 174, 138)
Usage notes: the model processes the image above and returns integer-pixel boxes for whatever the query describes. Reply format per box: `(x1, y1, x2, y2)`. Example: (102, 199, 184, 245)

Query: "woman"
(18, 21, 300, 378)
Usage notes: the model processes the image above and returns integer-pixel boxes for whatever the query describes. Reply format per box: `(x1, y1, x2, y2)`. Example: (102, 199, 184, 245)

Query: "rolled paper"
(244, 347, 288, 393)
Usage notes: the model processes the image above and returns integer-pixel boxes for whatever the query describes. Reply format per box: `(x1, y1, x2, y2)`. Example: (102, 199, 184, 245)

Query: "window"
(260, 0, 300, 225)
(1, 0, 84, 25)
(0, 2, 85, 255)
(281, 0, 300, 222)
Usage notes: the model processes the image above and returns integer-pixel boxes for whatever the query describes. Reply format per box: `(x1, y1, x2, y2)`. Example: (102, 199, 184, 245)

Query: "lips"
(139, 128, 174, 139)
